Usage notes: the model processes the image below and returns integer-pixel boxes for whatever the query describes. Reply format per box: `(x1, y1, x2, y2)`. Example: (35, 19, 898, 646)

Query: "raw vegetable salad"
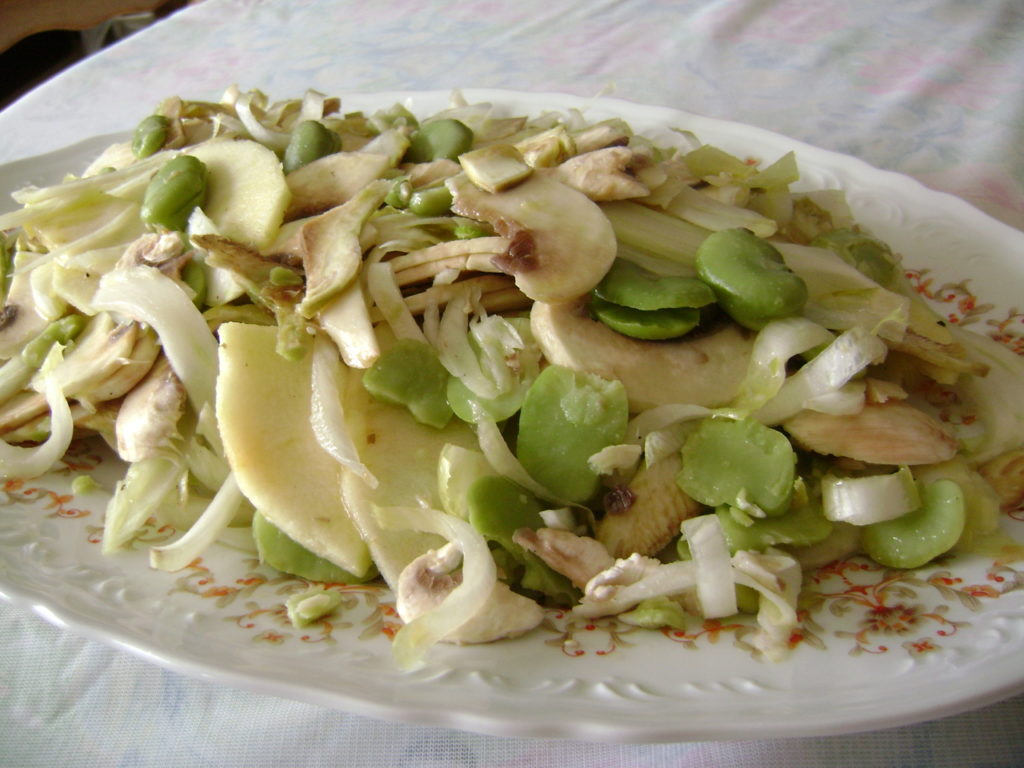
(1, 87, 1021, 669)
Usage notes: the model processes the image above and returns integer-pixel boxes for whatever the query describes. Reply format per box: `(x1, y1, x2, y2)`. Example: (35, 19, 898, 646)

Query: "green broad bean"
(132, 114, 170, 159)
(361, 338, 453, 429)
(593, 259, 716, 311)
(715, 501, 833, 554)
(678, 417, 796, 516)
(253, 512, 374, 583)
(21, 314, 87, 368)
(404, 118, 474, 163)
(516, 364, 628, 503)
(466, 474, 544, 553)
(283, 120, 342, 174)
(811, 228, 900, 288)
(589, 294, 701, 340)
(141, 155, 209, 232)
(862, 479, 966, 569)
(695, 228, 808, 330)
(447, 375, 524, 423)
(407, 185, 453, 217)
(181, 258, 207, 308)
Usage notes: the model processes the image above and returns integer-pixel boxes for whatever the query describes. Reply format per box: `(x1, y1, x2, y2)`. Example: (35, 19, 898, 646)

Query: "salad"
(1, 87, 1022, 670)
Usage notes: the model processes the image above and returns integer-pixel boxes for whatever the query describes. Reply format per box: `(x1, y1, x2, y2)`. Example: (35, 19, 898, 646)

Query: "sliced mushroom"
(396, 543, 543, 644)
(783, 401, 958, 466)
(447, 172, 617, 303)
(546, 147, 649, 201)
(0, 271, 49, 360)
(596, 453, 702, 558)
(115, 355, 186, 463)
(117, 232, 188, 276)
(530, 299, 753, 410)
(511, 527, 614, 589)
(0, 315, 153, 432)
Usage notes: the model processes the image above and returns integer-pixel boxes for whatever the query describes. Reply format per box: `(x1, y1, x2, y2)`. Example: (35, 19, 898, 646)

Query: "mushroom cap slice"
(530, 299, 754, 411)
(447, 173, 617, 303)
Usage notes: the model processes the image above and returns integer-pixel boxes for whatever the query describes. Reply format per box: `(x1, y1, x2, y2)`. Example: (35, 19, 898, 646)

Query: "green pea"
(404, 118, 474, 163)
(362, 338, 453, 429)
(20, 314, 87, 368)
(516, 364, 628, 503)
(253, 512, 375, 583)
(811, 228, 900, 289)
(715, 500, 832, 554)
(132, 114, 170, 159)
(283, 120, 342, 174)
(181, 258, 207, 308)
(594, 259, 716, 311)
(141, 155, 209, 232)
(862, 479, 966, 569)
(678, 417, 796, 517)
(407, 185, 454, 217)
(695, 228, 807, 330)
(589, 294, 701, 340)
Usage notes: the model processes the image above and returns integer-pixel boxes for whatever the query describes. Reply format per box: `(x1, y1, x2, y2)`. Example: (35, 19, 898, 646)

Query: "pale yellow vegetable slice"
(215, 322, 372, 577)
(188, 139, 291, 250)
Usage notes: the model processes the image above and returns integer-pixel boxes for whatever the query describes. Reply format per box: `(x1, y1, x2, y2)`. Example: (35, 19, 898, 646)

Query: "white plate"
(1, 90, 1023, 743)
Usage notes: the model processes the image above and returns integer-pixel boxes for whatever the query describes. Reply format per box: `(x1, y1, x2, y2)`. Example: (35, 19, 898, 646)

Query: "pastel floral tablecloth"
(2, 1, 1024, 765)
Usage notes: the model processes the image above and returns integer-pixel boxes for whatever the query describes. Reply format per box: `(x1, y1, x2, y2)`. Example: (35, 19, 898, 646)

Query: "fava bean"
(361, 338, 453, 429)
(404, 118, 474, 163)
(283, 120, 342, 174)
(715, 500, 832, 554)
(594, 259, 715, 311)
(140, 155, 209, 232)
(253, 511, 374, 583)
(695, 228, 807, 330)
(861, 479, 966, 569)
(678, 416, 796, 516)
(589, 294, 701, 340)
(466, 474, 544, 553)
(181, 258, 208, 308)
(516, 364, 628, 503)
(407, 185, 453, 217)
(132, 114, 170, 159)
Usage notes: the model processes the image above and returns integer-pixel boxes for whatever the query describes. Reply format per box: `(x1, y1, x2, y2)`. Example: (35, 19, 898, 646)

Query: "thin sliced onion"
(475, 419, 569, 506)
(821, 467, 920, 525)
(682, 515, 737, 618)
(375, 504, 496, 670)
(310, 334, 377, 488)
(754, 325, 886, 425)
(93, 265, 218, 412)
(235, 90, 290, 151)
(731, 549, 801, 662)
(149, 472, 243, 572)
(729, 317, 833, 416)
(0, 346, 73, 480)
(434, 286, 499, 399)
(365, 262, 426, 343)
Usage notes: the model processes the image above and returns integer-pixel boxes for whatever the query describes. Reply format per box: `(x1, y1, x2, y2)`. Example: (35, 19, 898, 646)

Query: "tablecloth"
(2, 0, 1024, 765)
